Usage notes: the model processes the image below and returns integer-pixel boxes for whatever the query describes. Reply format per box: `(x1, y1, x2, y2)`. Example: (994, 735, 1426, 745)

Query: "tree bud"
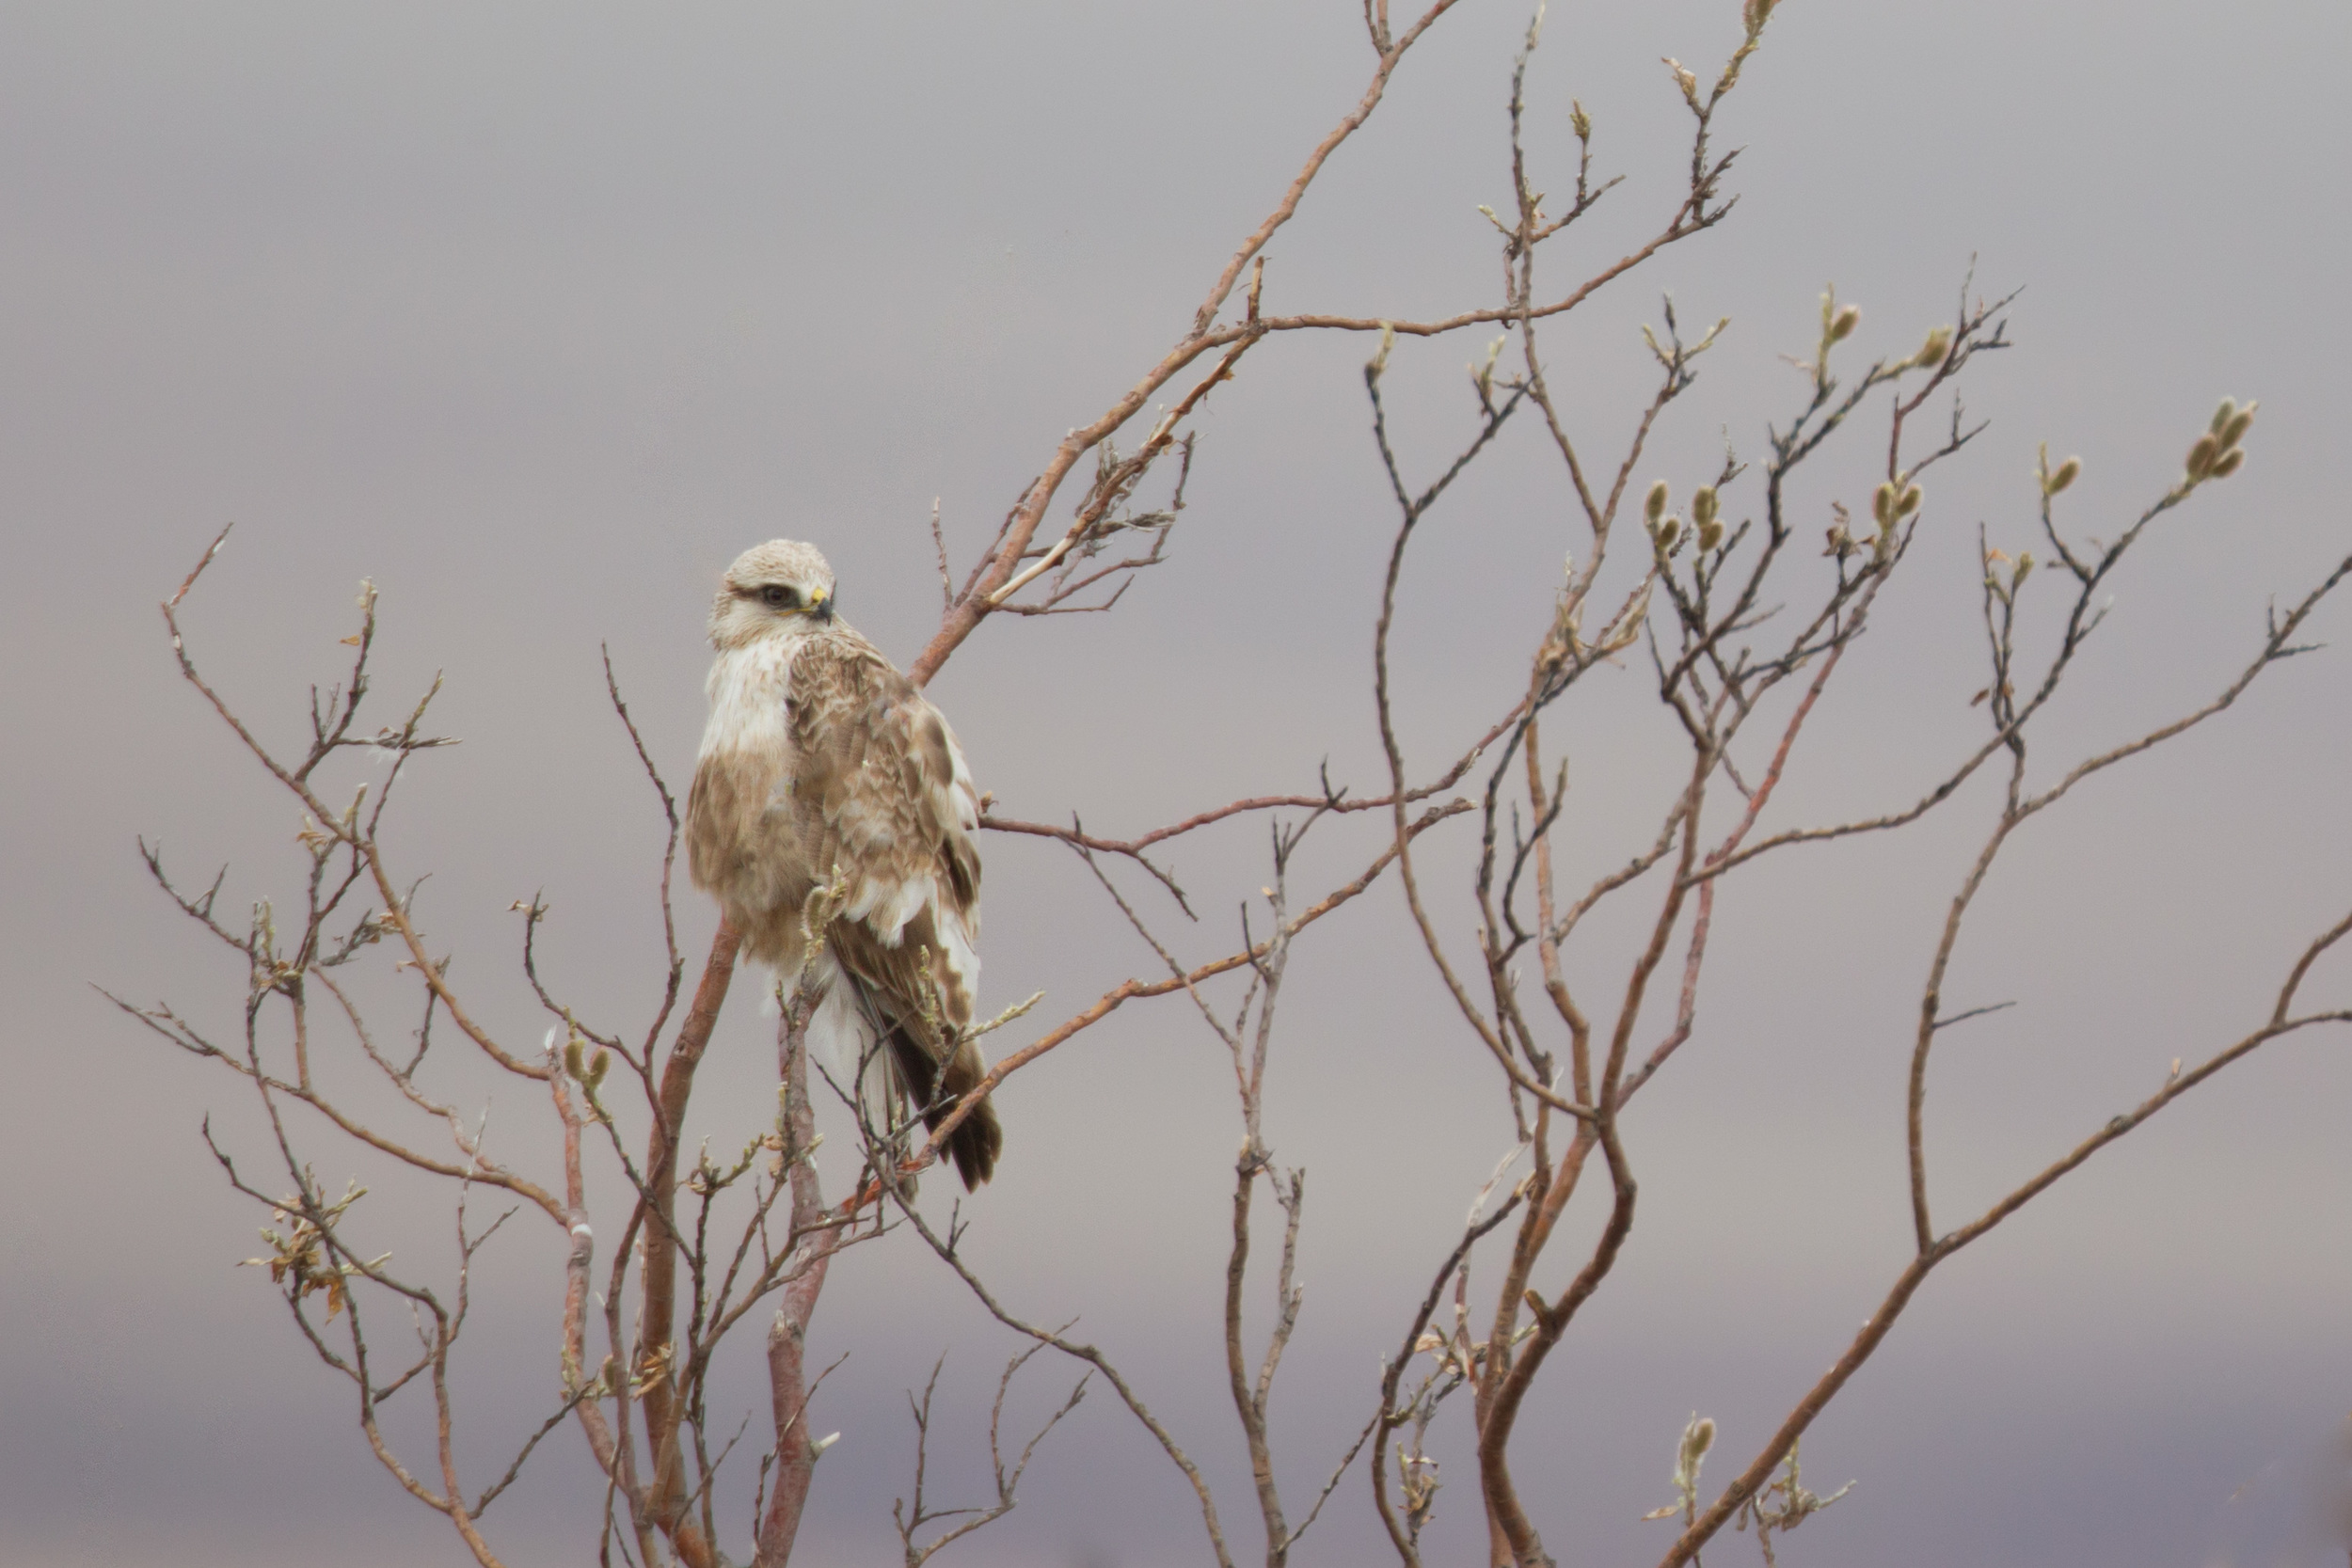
(2048, 456, 2081, 495)
(2211, 446, 2245, 478)
(1676, 1416, 1718, 1486)
(1657, 515, 1684, 552)
(1872, 483, 1896, 528)
(2219, 406, 2254, 450)
(1831, 304, 1861, 341)
(1897, 483, 1922, 518)
(2186, 433, 2218, 480)
(588, 1050, 611, 1089)
(2209, 398, 2237, 436)
(1915, 325, 1952, 369)
(564, 1036, 585, 1081)
(1570, 100, 1592, 140)
(1692, 485, 1719, 527)
(1646, 480, 1670, 524)
(1697, 516, 1725, 552)
(2013, 551, 2035, 588)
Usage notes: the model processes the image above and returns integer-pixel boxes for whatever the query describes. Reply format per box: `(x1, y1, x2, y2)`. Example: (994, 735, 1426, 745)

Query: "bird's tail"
(885, 1025, 1002, 1191)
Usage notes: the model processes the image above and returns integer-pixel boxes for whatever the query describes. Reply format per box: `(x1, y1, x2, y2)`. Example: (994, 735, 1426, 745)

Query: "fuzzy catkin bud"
(1692, 485, 1719, 527)
(1830, 304, 1861, 342)
(588, 1050, 611, 1089)
(1697, 516, 1725, 552)
(1915, 325, 1952, 369)
(1898, 483, 1923, 518)
(1676, 1416, 1718, 1486)
(2048, 456, 2081, 495)
(2211, 446, 2245, 478)
(2186, 433, 2219, 480)
(2219, 407, 2254, 450)
(1646, 480, 1670, 525)
(2210, 398, 2238, 436)
(1657, 515, 1684, 552)
(564, 1036, 585, 1081)
(1872, 483, 1897, 528)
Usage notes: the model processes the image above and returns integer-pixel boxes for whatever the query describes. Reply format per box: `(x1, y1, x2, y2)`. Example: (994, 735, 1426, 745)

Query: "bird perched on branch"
(686, 540, 1001, 1189)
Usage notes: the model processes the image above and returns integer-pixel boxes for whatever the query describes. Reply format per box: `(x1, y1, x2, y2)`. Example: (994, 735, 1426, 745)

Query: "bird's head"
(709, 539, 838, 649)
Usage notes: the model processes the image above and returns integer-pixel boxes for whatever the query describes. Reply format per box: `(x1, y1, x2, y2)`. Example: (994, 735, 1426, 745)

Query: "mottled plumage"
(686, 540, 1000, 1188)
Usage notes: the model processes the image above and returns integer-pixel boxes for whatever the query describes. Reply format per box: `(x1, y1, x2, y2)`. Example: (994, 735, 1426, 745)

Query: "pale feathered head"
(709, 540, 838, 649)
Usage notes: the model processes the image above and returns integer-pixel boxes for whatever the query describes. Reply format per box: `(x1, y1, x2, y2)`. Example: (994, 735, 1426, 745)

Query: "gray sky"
(5, 3, 2350, 1565)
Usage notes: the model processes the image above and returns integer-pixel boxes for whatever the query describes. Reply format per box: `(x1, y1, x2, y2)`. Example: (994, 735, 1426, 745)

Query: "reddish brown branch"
(1661, 991, 2352, 1567)
(902, 0, 1564, 689)
(983, 719, 1515, 858)
(914, 800, 1470, 1167)
(752, 984, 852, 1567)
(638, 921, 741, 1564)
(1191, 0, 1464, 337)
(1625, 633, 1851, 1103)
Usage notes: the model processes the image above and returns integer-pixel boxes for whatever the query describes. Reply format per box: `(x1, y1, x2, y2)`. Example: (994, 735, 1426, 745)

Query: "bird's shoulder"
(785, 625, 915, 736)
(785, 626, 963, 813)
(787, 626, 980, 918)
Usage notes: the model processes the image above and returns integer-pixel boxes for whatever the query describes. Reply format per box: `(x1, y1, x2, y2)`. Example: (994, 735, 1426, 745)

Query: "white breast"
(699, 634, 800, 769)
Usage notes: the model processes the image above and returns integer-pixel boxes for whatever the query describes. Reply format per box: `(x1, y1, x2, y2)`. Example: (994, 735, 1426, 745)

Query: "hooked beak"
(810, 591, 835, 623)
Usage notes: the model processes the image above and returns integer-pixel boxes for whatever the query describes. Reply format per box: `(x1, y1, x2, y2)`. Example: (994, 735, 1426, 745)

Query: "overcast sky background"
(5, 3, 2351, 1566)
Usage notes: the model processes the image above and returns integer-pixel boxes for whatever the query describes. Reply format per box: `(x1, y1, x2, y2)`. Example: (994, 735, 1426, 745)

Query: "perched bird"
(685, 540, 1001, 1189)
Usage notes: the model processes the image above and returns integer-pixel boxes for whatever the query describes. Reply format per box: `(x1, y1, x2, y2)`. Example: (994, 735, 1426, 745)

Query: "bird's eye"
(760, 585, 798, 610)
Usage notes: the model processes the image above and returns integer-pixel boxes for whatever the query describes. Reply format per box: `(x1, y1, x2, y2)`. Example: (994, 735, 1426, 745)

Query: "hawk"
(685, 540, 1001, 1189)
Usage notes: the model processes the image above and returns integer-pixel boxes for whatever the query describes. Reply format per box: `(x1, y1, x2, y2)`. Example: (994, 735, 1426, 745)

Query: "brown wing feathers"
(827, 915, 1000, 1188)
(789, 633, 999, 1187)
